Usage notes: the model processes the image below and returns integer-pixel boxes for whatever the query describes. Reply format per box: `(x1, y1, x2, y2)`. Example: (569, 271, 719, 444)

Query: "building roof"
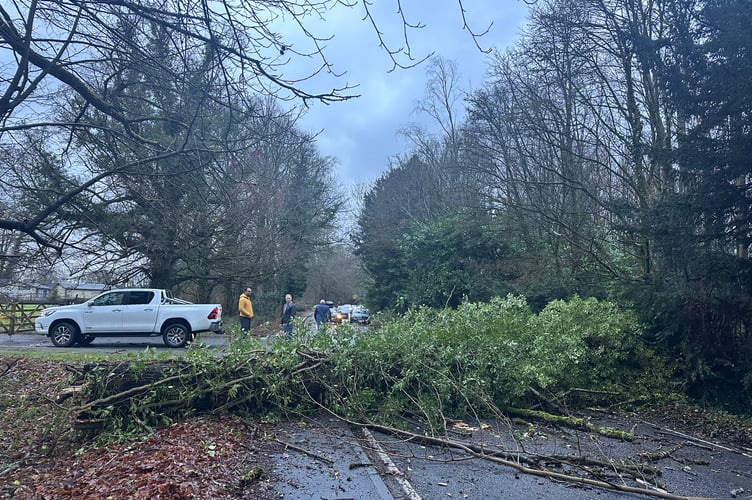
(57, 282, 109, 291)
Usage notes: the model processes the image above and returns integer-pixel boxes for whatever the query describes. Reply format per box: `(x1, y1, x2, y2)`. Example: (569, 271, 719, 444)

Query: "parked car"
(35, 288, 223, 348)
(351, 307, 370, 324)
(333, 304, 353, 324)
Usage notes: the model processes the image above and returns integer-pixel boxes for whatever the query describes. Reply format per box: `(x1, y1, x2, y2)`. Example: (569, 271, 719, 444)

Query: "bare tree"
(400, 56, 487, 211)
(0, 0, 499, 255)
(464, 0, 683, 291)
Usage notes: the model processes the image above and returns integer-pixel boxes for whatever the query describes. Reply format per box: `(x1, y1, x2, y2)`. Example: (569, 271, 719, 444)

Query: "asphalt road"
(3, 332, 751, 499)
(269, 411, 752, 500)
(0, 331, 232, 354)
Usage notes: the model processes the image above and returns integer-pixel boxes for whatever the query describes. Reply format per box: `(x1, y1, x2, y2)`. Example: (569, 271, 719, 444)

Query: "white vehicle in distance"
(35, 288, 222, 348)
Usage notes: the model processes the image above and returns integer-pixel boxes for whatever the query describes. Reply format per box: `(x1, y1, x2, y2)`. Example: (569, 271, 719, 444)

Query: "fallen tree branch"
(0, 451, 32, 478)
(74, 372, 188, 412)
(0, 357, 21, 378)
(504, 406, 634, 440)
(359, 422, 712, 500)
(56, 385, 83, 403)
(641, 419, 752, 457)
(274, 438, 334, 466)
(640, 442, 687, 462)
(294, 383, 685, 499)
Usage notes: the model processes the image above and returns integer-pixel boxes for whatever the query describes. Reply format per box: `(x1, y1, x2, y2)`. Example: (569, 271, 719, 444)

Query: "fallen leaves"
(4, 414, 282, 499)
(0, 357, 281, 499)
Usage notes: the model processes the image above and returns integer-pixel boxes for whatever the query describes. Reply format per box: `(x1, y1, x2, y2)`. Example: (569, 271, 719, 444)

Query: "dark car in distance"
(333, 304, 354, 324)
(350, 306, 370, 325)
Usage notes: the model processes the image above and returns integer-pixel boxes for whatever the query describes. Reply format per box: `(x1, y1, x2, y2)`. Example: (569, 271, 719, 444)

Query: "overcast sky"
(282, 1, 530, 189)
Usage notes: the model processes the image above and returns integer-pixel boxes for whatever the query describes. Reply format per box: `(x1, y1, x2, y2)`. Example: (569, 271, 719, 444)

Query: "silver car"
(350, 307, 370, 324)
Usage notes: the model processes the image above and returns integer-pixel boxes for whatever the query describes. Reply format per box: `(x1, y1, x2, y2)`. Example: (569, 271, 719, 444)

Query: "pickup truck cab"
(35, 288, 223, 348)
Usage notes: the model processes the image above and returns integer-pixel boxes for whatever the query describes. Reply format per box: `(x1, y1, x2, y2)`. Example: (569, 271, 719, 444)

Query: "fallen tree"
(26, 297, 691, 496)
(58, 341, 712, 499)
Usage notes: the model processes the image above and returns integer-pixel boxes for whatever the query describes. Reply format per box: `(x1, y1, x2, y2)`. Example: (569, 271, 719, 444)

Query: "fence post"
(9, 303, 17, 336)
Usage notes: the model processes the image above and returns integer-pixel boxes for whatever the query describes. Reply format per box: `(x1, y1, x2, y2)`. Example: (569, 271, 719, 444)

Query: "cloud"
(287, 1, 530, 187)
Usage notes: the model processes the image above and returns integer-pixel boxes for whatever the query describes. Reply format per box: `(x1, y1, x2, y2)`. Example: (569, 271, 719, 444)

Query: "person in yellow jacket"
(238, 287, 254, 331)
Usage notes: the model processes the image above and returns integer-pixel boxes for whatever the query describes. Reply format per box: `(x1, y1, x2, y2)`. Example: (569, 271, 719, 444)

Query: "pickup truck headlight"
(40, 308, 58, 317)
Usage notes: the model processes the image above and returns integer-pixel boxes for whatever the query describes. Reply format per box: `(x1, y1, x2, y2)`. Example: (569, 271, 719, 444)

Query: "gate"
(0, 303, 47, 335)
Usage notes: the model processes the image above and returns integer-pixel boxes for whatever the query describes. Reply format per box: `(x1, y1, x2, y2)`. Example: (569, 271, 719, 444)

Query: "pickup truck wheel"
(76, 335, 96, 346)
(50, 321, 79, 347)
(163, 322, 190, 348)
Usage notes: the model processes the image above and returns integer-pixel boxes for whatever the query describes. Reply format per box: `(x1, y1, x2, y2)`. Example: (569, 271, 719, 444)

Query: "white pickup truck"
(35, 288, 223, 348)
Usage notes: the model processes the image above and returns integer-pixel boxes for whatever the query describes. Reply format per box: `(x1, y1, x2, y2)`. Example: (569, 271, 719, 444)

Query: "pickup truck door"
(83, 291, 127, 332)
(121, 290, 159, 332)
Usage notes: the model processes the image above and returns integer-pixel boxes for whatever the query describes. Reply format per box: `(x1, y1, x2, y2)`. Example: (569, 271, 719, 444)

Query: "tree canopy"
(0, 1, 352, 298)
(0, 0, 497, 304)
(354, 0, 752, 411)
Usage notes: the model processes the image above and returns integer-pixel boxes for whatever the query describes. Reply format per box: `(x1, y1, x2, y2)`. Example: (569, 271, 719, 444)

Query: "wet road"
(0, 331, 232, 354)
(268, 412, 752, 499)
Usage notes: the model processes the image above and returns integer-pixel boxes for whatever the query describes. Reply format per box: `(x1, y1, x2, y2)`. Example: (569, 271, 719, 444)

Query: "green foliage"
(618, 252, 752, 412)
(354, 156, 454, 311)
(79, 296, 670, 439)
(319, 296, 667, 429)
(357, 188, 525, 312)
(525, 297, 660, 394)
(399, 212, 520, 308)
(80, 333, 313, 436)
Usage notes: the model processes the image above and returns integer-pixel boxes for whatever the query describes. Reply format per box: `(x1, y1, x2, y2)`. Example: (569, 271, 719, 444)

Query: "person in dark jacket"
(280, 293, 296, 336)
(313, 299, 331, 330)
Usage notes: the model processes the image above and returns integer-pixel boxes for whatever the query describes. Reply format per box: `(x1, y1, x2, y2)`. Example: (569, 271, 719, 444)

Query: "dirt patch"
(5, 415, 282, 499)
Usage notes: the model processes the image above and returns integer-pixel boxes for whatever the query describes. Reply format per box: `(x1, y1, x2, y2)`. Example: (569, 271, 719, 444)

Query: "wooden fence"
(0, 303, 48, 335)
